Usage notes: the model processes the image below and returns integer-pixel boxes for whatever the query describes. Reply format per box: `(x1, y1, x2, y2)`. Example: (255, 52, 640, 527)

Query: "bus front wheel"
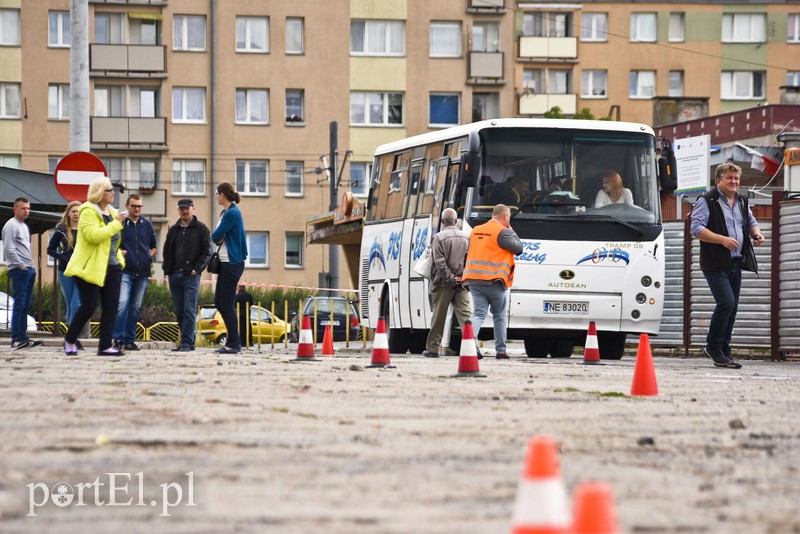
(549, 339, 574, 358)
(598, 331, 627, 360)
(524, 338, 550, 358)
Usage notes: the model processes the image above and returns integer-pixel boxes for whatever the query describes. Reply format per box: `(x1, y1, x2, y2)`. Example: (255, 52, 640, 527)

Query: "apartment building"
(0, 0, 797, 289)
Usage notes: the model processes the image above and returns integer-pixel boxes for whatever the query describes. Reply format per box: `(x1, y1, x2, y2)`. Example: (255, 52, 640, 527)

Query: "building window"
(581, 70, 607, 98)
(94, 86, 125, 117)
(0, 155, 20, 168)
(286, 17, 304, 54)
(630, 13, 657, 42)
(173, 15, 206, 51)
(131, 17, 160, 46)
(236, 160, 268, 195)
(629, 70, 656, 98)
(94, 13, 125, 44)
(48, 85, 70, 120)
(472, 93, 499, 121)
(669, 13, 685, 42)
(522, 12, 568, 37)
(172, 87, 205, 123)
(788, 14, 800, 43)
(429, 22, 460, 57)
(721, 71, 765, 100)
(0, 9, 20, 46)
(722, 14, 766, 43)
(132, 159, 158, 189)
(285, 161, 304, 196)
(235, 16, 268, 53)
(246, 232, 268, 267)
(100, 157, 124, 186)
(350, 20, 404, 56)
(49, 11, 70, 47)
(581, 13, 607, 42)
(130, 86, 158, 118)
(349, 163, 371, 197)
(285, 232, 304, 268)
(235, 88, 268, 125)
(472, 22, 500, 52)
(523, 69, 570, 94)
(523, 69, 543, 93)
(669, 71, 684, 97)
(48, 157, 62, 174)
(788, 71, 800, 86)
(172, 160, 205, 194)
(285, 89, 304, 123)
(0, 83, 20, 118)
(350, 92, 403, 126)
(429, 93, 460, 127)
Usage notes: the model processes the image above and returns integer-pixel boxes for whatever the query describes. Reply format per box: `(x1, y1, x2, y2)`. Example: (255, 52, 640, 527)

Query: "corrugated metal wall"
(651, 222, 685, 346)
(779, 202, 800, 351)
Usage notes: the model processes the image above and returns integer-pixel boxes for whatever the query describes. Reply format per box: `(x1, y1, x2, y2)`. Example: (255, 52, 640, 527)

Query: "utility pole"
(328, 121, 340, 297)
(69, 0, 90, 153)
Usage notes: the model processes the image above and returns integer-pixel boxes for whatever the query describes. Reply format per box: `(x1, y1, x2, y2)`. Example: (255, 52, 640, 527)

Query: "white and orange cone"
(293, 315, 320, 362)
(511, 436, 570, 534)
(571, 482, 620, 534)
(583, 321, 601, 365)
(367, 316, 394, 368)
(452, 320, 485, 377)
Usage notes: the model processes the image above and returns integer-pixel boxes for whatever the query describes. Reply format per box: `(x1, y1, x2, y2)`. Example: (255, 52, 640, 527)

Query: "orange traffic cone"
(293, 315, 320, 362)
(583, 321, 601, 365)
(630, 333, 658, 396)
(367, 316, 394, 368)
(452, 321, 485, 377)
(571, 482, 619, 534)
(511, 436, 570, 534)
(321, 325, 335, 356)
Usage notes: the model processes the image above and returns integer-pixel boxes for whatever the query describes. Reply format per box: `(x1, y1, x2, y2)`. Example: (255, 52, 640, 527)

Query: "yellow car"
(197, 305, 289, 346)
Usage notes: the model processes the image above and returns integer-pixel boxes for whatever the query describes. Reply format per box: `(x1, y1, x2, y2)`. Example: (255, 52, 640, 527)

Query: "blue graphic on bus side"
(412, 227, 428, 260)
(576, 248, 630, 265)
(369, 240, 386, 272)
(388, 232, 401, 260)
(516, 241, 546, 264)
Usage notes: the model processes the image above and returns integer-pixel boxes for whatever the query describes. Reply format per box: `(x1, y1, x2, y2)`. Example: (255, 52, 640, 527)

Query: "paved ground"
(1, 340, 799, 533)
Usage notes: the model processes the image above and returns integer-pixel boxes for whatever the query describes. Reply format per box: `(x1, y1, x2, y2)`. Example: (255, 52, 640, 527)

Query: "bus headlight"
(636, 293, 647, 304)
(641, 276, 652, 287)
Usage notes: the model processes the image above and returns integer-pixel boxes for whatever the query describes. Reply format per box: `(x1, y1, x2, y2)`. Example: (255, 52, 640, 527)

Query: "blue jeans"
(58, 271, 81, 324)
(169, 271, 200, 348)
(703, 263, 742, 356)
(469, 283, 509, 353)
(114, 273, 150, 344)
(9, 267, 35, 342)
(215, 262, 245, 350)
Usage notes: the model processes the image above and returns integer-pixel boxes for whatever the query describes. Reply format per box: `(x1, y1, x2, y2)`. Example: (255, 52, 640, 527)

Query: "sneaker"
(97, 347, 123, 356)
(495, 352, 510, 359)
(28, 340, 42, 348)
(64, 342, 79, 356)
(11, 340, 32, 350)
(439, 349, 457, 357)
(123, 342, 140, 351)
(704, 347, 739, 368)
(422, 350, 439, 358)
(171, 344, 192, 352)
(113, 340, 123, 349)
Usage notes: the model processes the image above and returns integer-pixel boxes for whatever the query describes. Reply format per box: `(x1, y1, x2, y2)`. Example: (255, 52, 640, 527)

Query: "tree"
(573, 107, 596, 120)
(543, 106, 564, 119)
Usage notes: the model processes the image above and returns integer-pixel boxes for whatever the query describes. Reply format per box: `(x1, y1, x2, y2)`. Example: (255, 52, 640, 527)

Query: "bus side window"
(367, 155, 393, 221)
(404, 164, 422, 218)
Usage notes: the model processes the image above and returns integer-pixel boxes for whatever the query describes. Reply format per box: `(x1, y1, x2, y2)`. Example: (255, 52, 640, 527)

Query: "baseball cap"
(177, 198, 194, 208)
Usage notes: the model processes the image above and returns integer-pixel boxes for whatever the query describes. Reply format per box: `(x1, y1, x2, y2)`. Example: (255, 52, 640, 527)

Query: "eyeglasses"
(105, 188, 114, 192)
(129, 204, 143, 209)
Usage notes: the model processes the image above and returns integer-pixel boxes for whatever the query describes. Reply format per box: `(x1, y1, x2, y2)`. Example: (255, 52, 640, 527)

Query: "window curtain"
(367, 21, 386, 53)
(430, 23, 460, 56)
(350, 21, 364, 52)
(187, 16, 205, 49)
(350, 93, 365, 123)
(186, 89, 204, 120)
(1, 11, 19, 44)
(248, 90, 267, 123)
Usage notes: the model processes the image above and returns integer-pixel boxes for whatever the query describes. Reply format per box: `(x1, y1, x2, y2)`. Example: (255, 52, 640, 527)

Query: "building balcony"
(89, 1, 168, 5)
(90, 44, 166, 76)
(468, 51, 504, 84)
(90, 117, 167, 149)
(466, 0, 505, 14)
(519, 93, 577, 116)
(518, 36, 577, 61)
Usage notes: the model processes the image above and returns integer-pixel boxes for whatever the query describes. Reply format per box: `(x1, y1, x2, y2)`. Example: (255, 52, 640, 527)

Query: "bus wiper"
(545, 214, 644, 235)
(510, 195, 540, 220)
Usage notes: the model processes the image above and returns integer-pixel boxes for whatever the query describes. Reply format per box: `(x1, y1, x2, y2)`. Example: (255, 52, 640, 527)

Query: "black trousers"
(66, 266, 122, 351)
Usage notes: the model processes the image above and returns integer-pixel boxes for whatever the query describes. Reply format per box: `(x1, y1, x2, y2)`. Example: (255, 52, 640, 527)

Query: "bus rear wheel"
(524, 338, 550, 358)
(598, 331, 627, 360)
(409, 330, 427, 354)
(549, 339, 574, 358)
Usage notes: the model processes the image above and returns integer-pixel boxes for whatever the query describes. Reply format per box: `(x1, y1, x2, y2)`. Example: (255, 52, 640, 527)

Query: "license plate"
(543, 301, 589, 314)
(321, 320, 340, 326)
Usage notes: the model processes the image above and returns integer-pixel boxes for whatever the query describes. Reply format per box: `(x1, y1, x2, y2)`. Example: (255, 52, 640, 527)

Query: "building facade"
(0, 0, 797, 289)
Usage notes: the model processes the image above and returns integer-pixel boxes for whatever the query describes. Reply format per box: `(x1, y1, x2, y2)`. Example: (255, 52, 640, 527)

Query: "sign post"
(54, 151, 108, 202)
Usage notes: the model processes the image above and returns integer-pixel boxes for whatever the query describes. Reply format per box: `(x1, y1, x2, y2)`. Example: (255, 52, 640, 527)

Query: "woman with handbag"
(211, 182, 248, 354)
(63, 178, 127, 356)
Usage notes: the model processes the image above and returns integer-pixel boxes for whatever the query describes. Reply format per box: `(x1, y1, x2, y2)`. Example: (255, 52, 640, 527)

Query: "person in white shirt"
(594, 171, 633, 208)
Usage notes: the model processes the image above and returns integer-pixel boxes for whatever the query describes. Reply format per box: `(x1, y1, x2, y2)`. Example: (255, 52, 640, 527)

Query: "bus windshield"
(467, 128, 661, 227)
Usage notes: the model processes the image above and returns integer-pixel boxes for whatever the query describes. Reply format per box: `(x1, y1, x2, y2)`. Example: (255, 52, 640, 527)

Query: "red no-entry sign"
(54, 152, 108, 202)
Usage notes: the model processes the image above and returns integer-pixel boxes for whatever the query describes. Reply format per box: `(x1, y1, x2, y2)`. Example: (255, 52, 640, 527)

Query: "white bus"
(359, 118, 676, 359)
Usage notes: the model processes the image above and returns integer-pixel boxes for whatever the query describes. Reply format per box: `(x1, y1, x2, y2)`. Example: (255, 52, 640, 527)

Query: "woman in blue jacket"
(47, 201, 81, 323)
(211, 182, 247, 354)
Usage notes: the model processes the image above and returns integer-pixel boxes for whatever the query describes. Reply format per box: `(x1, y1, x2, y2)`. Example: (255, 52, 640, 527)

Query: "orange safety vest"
(463, 219, 515, 287)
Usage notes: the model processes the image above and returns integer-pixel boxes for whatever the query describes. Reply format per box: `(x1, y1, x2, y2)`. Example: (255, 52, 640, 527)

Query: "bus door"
(398, 159, 424, 329)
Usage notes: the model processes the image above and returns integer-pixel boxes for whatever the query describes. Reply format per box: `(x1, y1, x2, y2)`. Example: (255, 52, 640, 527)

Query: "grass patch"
(270, 406, 289, 413)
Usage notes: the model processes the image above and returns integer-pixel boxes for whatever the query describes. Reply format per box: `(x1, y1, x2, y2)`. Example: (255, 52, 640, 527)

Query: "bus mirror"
(460, 151, 481, 187)
(657, 138, 677, 192)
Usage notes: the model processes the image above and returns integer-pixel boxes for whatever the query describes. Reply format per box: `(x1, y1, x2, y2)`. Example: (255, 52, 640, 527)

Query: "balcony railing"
(469, 51, 504, 81)
(90, 44, 166, 74)
(519, 93, 577, 116)
(467, 0, 505, 13)
(519, 36, 577, 60)
(91, 117, 166, 147)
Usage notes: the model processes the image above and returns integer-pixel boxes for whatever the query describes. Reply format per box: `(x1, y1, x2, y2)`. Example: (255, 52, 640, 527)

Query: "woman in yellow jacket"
(63, 177, 127, 356)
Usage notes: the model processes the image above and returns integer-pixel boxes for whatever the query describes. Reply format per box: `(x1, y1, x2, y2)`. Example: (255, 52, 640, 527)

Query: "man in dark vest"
(690, 162, 765, 369)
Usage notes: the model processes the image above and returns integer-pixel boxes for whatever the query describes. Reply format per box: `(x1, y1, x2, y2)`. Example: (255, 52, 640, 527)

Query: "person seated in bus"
(594, 171, 633, 208)
(492, 175, 532, 208)
(548, 179, 562, 193)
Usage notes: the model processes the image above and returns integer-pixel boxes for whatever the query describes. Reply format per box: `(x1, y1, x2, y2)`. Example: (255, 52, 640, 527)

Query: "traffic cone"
(452, 320, 485, 377)
(321, 325, 335, 356)
(367, 316, 394, 368)
(630, 333, 658, 396)
(511, 436, 570, 534)
(583, 321, 601, 365)
(293, 315, 320, 362)
(571, 482, 619, 534)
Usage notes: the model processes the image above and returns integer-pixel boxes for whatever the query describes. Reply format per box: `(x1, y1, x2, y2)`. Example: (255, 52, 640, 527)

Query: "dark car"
(289, 297, 360, 343)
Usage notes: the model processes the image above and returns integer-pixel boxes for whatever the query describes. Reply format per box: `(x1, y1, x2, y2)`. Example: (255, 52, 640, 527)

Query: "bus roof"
(373, 118, 656, 157)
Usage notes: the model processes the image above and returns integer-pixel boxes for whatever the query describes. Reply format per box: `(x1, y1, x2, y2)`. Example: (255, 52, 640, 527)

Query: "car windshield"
(304, 299, 352, 316)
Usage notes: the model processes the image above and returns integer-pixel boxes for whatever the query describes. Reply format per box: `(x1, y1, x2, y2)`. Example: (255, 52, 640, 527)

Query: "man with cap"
(163, 198, 211, 352)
